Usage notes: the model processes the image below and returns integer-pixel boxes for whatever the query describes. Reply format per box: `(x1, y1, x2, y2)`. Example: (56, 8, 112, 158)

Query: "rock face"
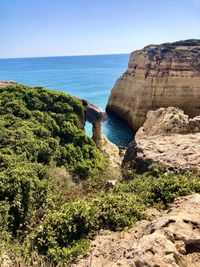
(106, 40, 200, 131)
(136, 107, 200, 137)
(99, 135, 122, 170)
(75, 194, 200, 267)
(123, 107, 200, 172)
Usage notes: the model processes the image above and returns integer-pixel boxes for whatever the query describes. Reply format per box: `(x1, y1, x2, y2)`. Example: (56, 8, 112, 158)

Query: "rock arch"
(82, 100, 107, 148)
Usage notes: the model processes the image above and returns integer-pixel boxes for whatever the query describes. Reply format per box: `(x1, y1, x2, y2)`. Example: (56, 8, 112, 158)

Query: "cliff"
(106, 39, 200, 130)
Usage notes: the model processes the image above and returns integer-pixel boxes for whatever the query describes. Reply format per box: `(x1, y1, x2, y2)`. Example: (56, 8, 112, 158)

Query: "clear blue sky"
(0, 0, 200, 58)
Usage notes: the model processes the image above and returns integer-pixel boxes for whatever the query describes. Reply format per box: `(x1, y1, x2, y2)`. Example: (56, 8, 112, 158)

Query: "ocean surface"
(0, 54, 133, 146)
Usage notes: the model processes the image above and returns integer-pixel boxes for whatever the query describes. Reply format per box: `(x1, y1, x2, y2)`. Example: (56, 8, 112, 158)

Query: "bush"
(32, 193, 145, 263)
(32, 200, 100, 262)
(95, 193, 145, 231)
(0, 84, 105, 178)
(148, 175, 192, 207)
(0, 84, 105, 236)
(114, 169, 200, 208)
(0, 163, 48, 235)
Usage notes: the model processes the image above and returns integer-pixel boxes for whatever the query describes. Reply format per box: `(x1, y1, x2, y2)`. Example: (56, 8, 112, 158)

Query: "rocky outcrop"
(123, 107, 200, 172)
(100, 135, 121, 167)
(82, 100, 107, 148)
(106, 40, 200, 131)
(75, 194, 200, 267)
(136, 107, 200, 137)
(0, 80, 17, 87)
(125, 132, 200, 173)
(82, 100, 123, 172)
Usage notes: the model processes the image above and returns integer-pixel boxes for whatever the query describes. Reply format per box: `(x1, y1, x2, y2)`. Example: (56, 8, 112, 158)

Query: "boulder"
(136, 107, 189, 138)
(123, 107, 200, 172)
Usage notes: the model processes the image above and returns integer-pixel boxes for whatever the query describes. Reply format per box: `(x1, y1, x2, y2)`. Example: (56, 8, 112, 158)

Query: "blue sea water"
(0, 54, 133, 146)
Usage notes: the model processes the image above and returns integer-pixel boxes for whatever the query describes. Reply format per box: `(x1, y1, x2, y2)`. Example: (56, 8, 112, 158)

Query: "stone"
(99, 135, 123, 174)
(0, 80, 17, 87)
(188, 116, 200, 133)
(92, 121, 103, 149)
(75, 194, 200, 267)
(82, 99, 107, 148)
(82, 101, 123, 171)
(104, 179, 117, 190)
(106, 40, 200, 131)
(136, 107, 189, 138)
(123, 107, 200, 172)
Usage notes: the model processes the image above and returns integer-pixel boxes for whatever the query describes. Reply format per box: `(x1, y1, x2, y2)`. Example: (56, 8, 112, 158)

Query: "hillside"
(0, 83, 105, 177)
(1, 83, 200, 267)
(0, 83, 106, 263)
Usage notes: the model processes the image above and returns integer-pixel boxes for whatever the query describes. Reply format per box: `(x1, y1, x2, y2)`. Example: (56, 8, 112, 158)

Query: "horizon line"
(0, 52, 130, 60)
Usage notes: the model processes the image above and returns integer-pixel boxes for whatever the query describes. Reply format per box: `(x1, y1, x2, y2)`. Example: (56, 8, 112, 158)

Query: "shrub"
(32, 192, 145, 263)
(114, 169, 200, 208)
(32, 200, 100, 262)
(95, 193, 145, 231)
(0, 163, 48, 235)
(147, 175, 192, 207)
(0, 84, 105, 236)
(0, 84, 105, 178)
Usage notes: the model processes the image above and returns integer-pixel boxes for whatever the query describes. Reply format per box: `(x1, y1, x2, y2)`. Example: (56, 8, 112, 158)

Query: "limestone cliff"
(106, 40, 200, 130)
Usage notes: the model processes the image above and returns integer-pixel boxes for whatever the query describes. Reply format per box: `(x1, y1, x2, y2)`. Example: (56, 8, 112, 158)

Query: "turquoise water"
(0, 54, 133, 146)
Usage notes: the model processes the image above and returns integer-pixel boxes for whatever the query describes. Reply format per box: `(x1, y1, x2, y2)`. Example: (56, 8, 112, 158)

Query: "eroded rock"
(123, 107, 200, 172)
(106, 40, 200, 131)
(75, 194, 200, 267)
(100, 135, 123, 171)
(82, 99, 107, 148)
(136, 107, 190, 137)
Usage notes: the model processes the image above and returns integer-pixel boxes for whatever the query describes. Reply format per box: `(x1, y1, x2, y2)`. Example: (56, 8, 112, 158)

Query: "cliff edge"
(106, 39, 200, 130)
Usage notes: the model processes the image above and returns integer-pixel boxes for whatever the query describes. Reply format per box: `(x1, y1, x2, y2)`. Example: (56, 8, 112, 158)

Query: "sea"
(0, 54, 133, 146)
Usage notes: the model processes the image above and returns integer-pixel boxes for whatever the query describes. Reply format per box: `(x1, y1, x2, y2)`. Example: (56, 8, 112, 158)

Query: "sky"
(0, 0, 200, 58)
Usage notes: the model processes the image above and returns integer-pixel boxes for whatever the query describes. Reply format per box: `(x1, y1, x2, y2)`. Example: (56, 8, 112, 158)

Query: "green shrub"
(171, 39, 200, 47)
(0, 201, 10, 233)
(95, 193, 145, 231)
(0, 163, 48, 234)
(32, 200, 100, 262)
(114, 170, 200, 208)
(0, 84, 105, 235)
(0, 84, 105, 178)
(147, 175, 192, 207)
(32, 192, 145, 263)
